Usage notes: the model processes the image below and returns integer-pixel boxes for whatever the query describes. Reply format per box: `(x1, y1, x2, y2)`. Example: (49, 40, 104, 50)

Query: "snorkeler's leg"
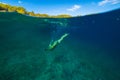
(58, 33, 69, 43)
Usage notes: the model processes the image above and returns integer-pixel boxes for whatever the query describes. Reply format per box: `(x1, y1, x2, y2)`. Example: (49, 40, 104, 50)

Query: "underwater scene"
(0, 9, 120, 80)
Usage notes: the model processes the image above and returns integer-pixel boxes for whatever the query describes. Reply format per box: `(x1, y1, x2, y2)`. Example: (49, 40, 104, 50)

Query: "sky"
(0, 0, 120, 16)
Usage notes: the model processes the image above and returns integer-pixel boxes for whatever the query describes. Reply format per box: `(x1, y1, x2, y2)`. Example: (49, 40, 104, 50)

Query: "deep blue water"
(68, 9, 120, 74)
(0, 9, 120, 80)
(70, 9, 120, 54)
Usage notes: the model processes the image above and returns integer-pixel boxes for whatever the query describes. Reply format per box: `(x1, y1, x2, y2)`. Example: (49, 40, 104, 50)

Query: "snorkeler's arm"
(48, 41, 58, 49)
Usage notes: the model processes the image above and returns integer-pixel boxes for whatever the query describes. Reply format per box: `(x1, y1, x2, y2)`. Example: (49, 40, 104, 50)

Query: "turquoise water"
(0, 10, 120, 80)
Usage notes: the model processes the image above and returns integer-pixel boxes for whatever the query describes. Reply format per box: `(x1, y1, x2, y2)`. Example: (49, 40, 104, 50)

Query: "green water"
(0, 12, 120, 80)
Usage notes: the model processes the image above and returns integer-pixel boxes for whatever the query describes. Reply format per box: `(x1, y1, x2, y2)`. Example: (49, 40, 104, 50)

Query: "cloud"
(0, 2, 7, 4)
(98, 0, 120, 6)
(18, 1, 22, 4)
(67, 5, 81, 11)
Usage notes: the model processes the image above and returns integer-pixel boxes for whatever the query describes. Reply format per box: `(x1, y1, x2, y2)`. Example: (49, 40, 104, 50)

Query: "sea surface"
(0, 9, 120, 80)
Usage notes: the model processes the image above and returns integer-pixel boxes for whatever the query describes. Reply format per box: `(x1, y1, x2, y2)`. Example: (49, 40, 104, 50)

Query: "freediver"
(45, 33, 69, 51)
(44, 19, 69, 51)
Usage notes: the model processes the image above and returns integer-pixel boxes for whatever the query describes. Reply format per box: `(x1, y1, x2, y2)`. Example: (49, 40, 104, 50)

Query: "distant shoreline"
(0, 3, 72, 18)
